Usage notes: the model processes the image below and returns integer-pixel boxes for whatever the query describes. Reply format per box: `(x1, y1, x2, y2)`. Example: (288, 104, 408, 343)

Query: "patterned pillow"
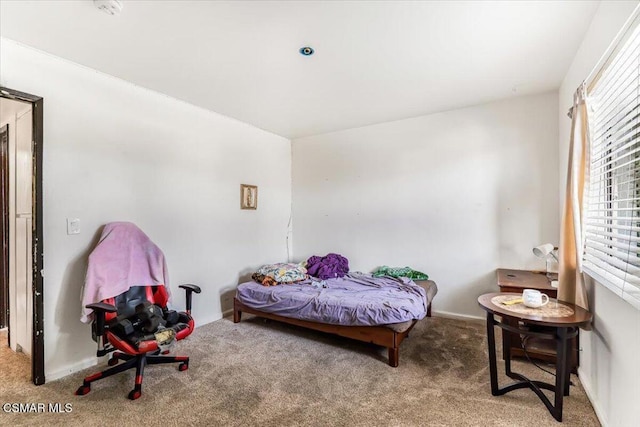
(256, 263, 308, 283)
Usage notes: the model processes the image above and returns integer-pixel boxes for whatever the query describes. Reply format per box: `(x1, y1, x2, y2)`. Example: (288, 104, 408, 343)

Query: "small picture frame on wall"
(240, 184, 258, 210)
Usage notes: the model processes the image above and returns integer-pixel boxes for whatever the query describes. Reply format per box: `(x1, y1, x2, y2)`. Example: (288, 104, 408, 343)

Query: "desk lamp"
(533, 243, 559, 287)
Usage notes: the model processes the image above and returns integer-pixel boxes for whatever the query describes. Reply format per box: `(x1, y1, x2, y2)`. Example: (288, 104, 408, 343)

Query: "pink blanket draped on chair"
(80, 222, 171, 323)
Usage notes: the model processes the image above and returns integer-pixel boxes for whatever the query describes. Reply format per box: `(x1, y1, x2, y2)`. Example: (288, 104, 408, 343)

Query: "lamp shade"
(533, 243, 555, 258)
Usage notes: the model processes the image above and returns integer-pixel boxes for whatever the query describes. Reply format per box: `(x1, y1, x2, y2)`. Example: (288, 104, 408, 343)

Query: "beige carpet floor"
(0, 316, 599, 426)
(0, 329, 32, 384)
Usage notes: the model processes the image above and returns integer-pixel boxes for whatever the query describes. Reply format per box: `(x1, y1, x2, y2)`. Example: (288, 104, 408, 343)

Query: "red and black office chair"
(75, 283, 201, 400)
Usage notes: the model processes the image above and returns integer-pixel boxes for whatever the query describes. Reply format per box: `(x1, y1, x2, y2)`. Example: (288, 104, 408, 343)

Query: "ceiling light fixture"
(299, 46, 314, 56)
(94, 0, 123, 16)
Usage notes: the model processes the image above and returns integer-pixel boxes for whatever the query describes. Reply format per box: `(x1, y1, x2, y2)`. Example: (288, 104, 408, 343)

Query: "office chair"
(75, 222, 201, 400)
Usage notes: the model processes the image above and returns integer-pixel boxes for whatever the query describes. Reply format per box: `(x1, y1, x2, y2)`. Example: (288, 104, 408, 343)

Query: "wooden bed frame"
(233, 297, 432, 367)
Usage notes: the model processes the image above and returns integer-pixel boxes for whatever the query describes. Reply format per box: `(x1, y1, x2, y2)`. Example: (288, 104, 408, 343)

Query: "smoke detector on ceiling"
(299, 47, 314, 56)
(94, 0, 123, 16)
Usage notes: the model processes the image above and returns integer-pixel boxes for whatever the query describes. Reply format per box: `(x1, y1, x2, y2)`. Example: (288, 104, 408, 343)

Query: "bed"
(233, 273, 437, 367)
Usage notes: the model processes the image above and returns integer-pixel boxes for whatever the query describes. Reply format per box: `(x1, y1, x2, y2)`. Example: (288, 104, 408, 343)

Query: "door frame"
(0, 86, 44, 385)
(0, 124, 8, 332)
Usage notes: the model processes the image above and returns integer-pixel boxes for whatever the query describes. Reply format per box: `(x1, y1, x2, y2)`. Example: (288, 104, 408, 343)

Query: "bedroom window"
(584, 16, 640, 309)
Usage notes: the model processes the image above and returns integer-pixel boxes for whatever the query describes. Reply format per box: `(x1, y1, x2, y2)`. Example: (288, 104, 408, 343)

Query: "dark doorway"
(0, 87, 44, 385)
(0, 124, 8, 331)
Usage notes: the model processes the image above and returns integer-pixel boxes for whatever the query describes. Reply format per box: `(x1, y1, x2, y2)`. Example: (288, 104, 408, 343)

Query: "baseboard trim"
(195, 312, 223, 327)
(578, 366, 608, 427)
(47, 356, 99, 382)
(220, 306, 482, 323)
(432, 310, 484, 322)
(45, 312, 224, 383)
(45, 310, 483, 382)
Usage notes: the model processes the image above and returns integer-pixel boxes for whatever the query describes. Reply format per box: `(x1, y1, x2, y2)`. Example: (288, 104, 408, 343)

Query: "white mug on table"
(522, 289, 549, 308)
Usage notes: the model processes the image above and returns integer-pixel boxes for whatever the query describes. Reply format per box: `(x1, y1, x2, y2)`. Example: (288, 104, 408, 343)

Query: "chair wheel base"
(128, 390, 142, 400)
(178, 363, 188, 371)
(75, 385, 91, 396)
(108, 357, 119, 366)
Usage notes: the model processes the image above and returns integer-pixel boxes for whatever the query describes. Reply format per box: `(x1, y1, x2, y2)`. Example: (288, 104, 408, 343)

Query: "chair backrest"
(103, 285, 169, 322)
(81, 222, 171, 324)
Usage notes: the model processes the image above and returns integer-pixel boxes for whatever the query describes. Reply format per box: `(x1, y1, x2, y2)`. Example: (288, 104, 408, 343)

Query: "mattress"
(235, 273, 429, 327)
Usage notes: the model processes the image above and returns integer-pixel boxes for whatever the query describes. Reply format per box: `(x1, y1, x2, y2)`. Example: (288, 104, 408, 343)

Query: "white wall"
(292, 92, 559, 318)
(0, 38, 292, 380)
(558, 2, 640, 426)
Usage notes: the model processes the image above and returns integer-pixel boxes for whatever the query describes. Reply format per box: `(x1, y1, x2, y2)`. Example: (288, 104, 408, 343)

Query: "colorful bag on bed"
(255, 263, 308, 284)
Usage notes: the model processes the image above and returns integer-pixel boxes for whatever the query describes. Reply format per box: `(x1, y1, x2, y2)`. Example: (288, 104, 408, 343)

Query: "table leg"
(553, 327, 569, 422)
(486, 312, 499, 395)
(501, 318, 510, 361)
(504, 326, 513, 377)
(564, 328, 573, 397)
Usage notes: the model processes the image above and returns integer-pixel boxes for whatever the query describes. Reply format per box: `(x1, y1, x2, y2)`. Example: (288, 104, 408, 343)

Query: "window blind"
(585, 18, 640, 310)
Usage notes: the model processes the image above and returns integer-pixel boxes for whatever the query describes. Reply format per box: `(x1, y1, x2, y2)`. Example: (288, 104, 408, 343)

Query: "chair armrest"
(179, 284, 201, 294)
(179, 284, 201, 314)
(85, 302, 117, 341)
(86, 302, 117, 313)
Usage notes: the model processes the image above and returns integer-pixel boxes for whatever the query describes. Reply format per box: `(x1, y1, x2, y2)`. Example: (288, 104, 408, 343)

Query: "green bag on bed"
(372, 266, 429, 280)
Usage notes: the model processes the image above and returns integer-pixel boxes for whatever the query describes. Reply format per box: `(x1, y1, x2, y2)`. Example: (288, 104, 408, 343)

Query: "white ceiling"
(0, 1, 599, 139)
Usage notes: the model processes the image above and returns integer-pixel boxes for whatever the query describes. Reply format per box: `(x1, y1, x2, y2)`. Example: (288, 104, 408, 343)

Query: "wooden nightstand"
(496, 269, 578, 373)
(497, 268, 557, 297)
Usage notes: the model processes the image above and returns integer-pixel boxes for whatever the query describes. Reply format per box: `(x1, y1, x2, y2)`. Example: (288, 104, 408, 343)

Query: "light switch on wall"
(67, 218, 80, 235)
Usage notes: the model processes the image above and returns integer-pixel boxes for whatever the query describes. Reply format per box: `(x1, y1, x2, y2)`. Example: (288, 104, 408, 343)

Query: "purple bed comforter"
(235, 273, 427, 326)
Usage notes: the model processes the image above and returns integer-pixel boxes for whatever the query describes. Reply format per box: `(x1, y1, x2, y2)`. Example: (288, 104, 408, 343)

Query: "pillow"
(256, 263, 308, 283)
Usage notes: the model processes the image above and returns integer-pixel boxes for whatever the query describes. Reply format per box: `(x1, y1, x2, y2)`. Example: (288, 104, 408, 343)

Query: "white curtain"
(558, 84, 590, 311)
